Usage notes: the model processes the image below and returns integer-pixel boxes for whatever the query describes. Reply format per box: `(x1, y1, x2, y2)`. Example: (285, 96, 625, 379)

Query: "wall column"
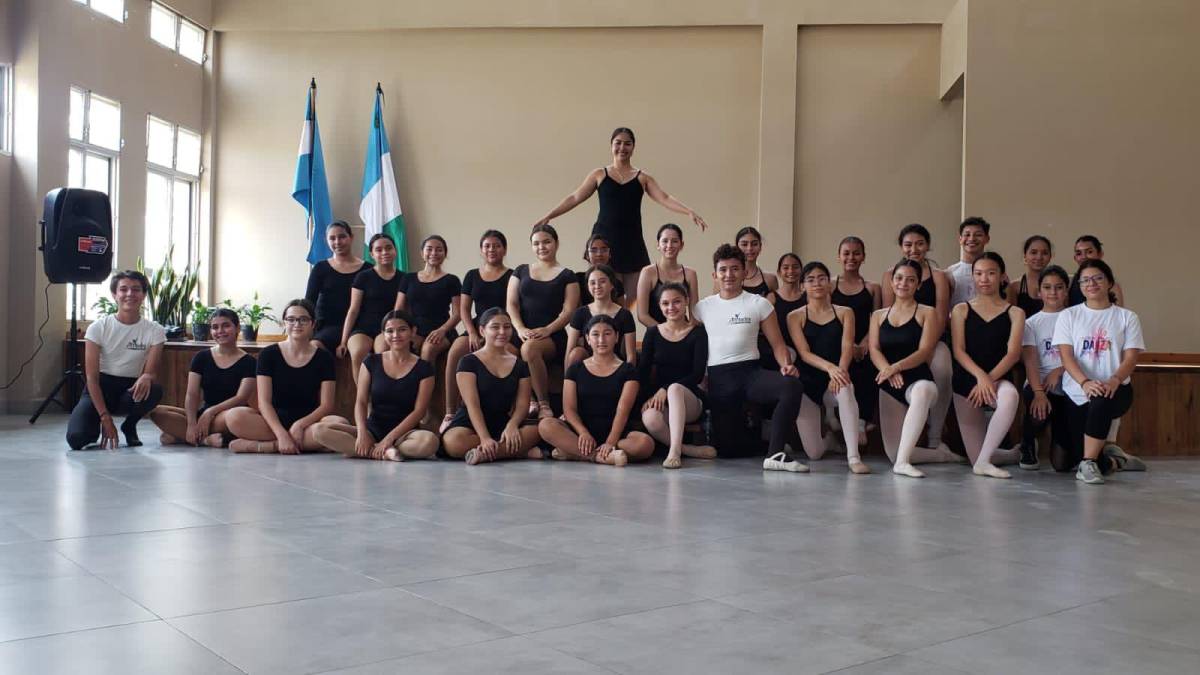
(754, 20, 798, 250)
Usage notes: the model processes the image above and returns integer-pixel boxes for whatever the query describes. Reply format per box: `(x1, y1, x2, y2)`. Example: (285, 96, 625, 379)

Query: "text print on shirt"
(1080, 329, 1112, 360)
(124, 338, 150, 351)
(727, 313, 753, 326)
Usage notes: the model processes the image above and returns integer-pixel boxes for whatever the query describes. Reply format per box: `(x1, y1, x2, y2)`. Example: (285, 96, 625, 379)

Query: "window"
(149, 2, 206, 64)
(68, 87, 122, 319)
(0, 64, 12, 154)
(73, 0, 125, 23)
(145, 115, 200, 272)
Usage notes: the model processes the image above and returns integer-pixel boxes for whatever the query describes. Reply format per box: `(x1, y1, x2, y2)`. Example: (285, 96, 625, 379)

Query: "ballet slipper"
(203, 433, 224, 448)
(892, 463, 925, 478)
(848, 460, 872, 475)
(438, 414, 454, 434)
(972, 462, 1011, 479)
(604, 449, 628, 467)
(681, 444, 717, 459)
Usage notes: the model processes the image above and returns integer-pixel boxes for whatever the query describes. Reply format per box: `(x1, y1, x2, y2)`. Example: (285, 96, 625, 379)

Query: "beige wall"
(794, 25, 964, 274)
(963, 0, 1200, 352)
(214, 27, 764, 320)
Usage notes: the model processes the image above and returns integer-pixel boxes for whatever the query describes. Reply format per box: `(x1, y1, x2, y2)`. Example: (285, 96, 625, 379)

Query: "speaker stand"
(29, 284, 84, 424)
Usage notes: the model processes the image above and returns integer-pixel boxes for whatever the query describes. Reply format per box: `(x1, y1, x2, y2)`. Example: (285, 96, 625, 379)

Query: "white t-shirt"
(1022, 310, 1064, 395)
(946, 260, 976, 308)
(84, 315, 167, 378)
(694, 291, 774, 366)
(1052, 304, 1145, 405)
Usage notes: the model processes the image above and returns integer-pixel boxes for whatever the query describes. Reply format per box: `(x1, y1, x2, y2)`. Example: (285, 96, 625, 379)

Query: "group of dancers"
(64, 127, 1148, 485)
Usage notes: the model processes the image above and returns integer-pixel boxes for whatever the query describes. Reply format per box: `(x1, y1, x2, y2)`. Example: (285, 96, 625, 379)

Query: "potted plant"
(190, 301, 214, 341)
(238, 293, 276, 342)
(91, 297, 118, 317)
(137, 246, 200, 341)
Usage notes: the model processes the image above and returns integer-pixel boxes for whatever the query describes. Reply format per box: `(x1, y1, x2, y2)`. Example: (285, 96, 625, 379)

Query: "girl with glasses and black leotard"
(636, 223, 699, 328)
(578, 234, 625, 305)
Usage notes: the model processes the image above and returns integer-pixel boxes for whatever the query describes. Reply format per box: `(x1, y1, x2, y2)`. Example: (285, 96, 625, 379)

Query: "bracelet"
(98, 411, 112, 419)
(1032, 388, 1045, 393)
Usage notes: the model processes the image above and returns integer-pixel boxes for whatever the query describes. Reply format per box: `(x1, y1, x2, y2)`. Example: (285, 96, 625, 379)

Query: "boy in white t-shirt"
(66, 271, 166, 450)
(694, 244, 806, 472)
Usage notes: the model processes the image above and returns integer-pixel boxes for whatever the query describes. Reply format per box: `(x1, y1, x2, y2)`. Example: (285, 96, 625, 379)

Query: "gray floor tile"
(0, 542, 90, 586)
(827, 654, 971, 674)
(0, 575, 155, 642)
(1051, 585, 1200, 650)
(4, 499, 220, 539)
(0, 621, 241, 674)
(319, 635, 611, 674)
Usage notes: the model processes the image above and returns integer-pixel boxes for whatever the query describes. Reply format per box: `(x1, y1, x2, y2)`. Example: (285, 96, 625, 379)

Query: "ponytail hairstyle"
(838, 235, 865, 254)
(584, 313, 619, 335)
(611, 127, 636, 144)
(421, 234, 448, 254)
(326, 220, 353, 238)
(380, 309, 416, 333)
(972, 251, 1007, 275)
(897, 223, 931, 246)
(1023, 234, 1052, 254)
(531, 223, 559, 242)
(892, 258, 923, 280)
(1075, 234, 1103, 253)
(584, 263, 618, 288)
(282, 298, 316, 322)
(735, 226, 763, 244)
(800, 260, 831, 279)
(1038, 264, 1071, 288)
(211, 307, 240, 327)
(777, 252, 803, 272)
(657, 223, 684, 241)
(477, 306, 511, 330)
(479, 229, 508, 248)
(367, 233, 396, 251)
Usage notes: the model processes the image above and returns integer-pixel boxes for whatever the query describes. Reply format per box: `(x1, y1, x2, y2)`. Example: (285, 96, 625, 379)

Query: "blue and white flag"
(292, 79, 334, 265)
(359, 85, 409, 270)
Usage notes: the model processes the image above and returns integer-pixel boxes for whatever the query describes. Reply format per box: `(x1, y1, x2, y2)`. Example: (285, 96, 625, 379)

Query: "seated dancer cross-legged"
(639, 283, 714, 469)
(442, 308, 543, 464)
(225, 299, 346, 454)
(311, 311, 439, 461)
(949, 252, 1025, 479)
(149, 308, 255, 448)
(788, 262, 869, 474)
(565, 264, 637, 369)
(870, 260, 964, 477)
(695, 244, 807, 472)
(539, 315, 654, 466)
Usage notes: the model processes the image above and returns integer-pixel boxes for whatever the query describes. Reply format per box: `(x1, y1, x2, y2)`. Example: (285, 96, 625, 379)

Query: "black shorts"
(313, 324, 342, 352)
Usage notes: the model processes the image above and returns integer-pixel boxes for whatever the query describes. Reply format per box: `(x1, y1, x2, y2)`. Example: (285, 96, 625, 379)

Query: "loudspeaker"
(40, 187, 114, 284)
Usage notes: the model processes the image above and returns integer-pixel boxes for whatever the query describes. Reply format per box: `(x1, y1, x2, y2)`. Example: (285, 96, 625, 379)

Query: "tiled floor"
(1, 414, 1199, 674)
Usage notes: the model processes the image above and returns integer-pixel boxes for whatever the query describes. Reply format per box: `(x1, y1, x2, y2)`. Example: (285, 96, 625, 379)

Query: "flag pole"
(307, 77, 317, 247)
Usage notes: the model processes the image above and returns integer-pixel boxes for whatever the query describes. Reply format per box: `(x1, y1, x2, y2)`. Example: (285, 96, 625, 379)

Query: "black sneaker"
(1018, 442, 1040, 470)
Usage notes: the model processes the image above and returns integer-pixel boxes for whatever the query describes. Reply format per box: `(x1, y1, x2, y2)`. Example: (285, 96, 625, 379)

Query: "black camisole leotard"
(593, 168, 648, 274)
(951, 304, 1015, 398)
(877, 305, 934, 404)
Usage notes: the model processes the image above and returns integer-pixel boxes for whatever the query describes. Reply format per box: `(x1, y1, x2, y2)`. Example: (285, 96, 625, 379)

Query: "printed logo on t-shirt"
(727, 313, 753, 326)
(124, 338, 149, 352)
(1079, 329, 1112, 360)
(1041, 338, 1057, 361)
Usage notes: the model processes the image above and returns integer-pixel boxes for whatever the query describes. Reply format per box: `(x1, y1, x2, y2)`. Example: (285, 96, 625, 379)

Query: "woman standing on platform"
(1006, 235, 1052, 316)
(540, 315, 654, 466)
(533, 127, 708, 294)
(442, 308, 543, 464)
(305, 221, 371, 352)
(949, 252, 1025, 479)
(831, 236, 881, 439)
(507, 224, 579, 418)
(1015, 265, 1072, 471)
(150, 308, 255, 447)
(311, 311, 439, 461)
(1054, 259, 1146, 484)
(226, 299, 343, 454)
(578, 234, 625, 305)
(869, 260, 963, 477)
(395, 235, 461, 365)
(565, 264, 637, 368)
(639, 283, 713, 469)
(636, 224, 699, 328)
(789, 261, 869, 474)
(340, 234, 402, 384)
(441, 230, 514, 431)
(880, 223, 953, 454)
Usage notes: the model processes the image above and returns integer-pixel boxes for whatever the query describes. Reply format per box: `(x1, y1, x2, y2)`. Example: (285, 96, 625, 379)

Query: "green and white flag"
(359, 85, 409, 269)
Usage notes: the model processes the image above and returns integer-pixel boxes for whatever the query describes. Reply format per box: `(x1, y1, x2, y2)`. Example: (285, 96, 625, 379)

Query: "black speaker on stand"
(29, 188, 114, 424)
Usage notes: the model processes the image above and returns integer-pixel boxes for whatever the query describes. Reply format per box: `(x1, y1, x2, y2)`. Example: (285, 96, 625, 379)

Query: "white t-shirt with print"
(84, 315, 167, 378)
(1052, 304, 1145, 405)
(1022, 310, 1064, 395)
(694, 291, 774, 366)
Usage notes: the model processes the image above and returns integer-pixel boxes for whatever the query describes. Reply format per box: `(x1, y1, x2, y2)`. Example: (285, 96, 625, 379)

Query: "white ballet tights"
(952, 380, 1021, 477)
(879, 380, 959, 475)
(927, 342, 953, 447)
(796, 386, 861, 464)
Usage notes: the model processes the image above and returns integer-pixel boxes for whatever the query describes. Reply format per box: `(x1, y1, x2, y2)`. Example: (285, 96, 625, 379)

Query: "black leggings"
(1056, 384, 1133, 473)
(1021, 384, 1072, 453)
(67, 373, 164, 450)
(849, 358, 877, 422)
(707, 360, 804, 458)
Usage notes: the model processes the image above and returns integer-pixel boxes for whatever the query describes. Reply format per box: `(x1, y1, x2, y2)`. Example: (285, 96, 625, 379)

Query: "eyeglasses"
(283, 316, 312, 325)
(1079, 274, 1107, 286)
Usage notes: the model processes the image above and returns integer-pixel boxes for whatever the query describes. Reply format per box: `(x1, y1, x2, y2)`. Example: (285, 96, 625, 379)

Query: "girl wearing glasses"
(578, 234, 625, 305)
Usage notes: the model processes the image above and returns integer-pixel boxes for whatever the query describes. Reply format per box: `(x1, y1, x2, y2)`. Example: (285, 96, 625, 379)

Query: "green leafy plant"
(91, 296, 119, 316)
(136, 246, 200, 328)
(238, 292, 276, 330)
(190, 301, 214, 325)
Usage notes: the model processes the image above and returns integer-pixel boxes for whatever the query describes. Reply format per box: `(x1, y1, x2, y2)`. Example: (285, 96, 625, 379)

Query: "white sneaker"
(763, 452, 809, 473)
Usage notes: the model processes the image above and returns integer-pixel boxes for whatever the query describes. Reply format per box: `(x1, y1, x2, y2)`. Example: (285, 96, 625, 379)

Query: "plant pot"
(241, 325, 259, 342)
(191, 322, 211, 341)
(164, 325, 187, 341)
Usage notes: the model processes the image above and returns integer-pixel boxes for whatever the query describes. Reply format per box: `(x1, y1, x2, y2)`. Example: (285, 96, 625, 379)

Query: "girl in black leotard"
(442, 230, 515, 430)
(771, 253, 807, 349)
(507, 224, 580, 418)
(396, 235, 461, 369)
(539, 314, 654, 466)
(636, 223, 700, 328)
(870, 260, 962, 477)
(534, 127, 708, 295)
(150, 308, 255, 447)
(832, 236, 882, 432)
(226, 299, 345, 455)
(789, 262, 869, 474)
(726, 226, 778, 296)
(341, 234, 401, 384)
(1068, 235, 1126, 307)
(312, 311, 439, 461)
(950, 252, 1025, 479)
(565, 265, 637, 368)
(578, 234, 626, 305)
(442, 308, 544, 465)
(1007, 235, 1052, 316)
(304, 221, 371, 352)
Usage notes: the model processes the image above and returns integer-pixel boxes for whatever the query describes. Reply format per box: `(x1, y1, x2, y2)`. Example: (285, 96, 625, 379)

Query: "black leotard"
(647, 263, 692, 324)
(398, 272, 462, 337)
(460, 268, 514, 324)
(514, 264, 575, 355)
(306, 260, 371, 348)
(1067, 274, 1085, 307)
(592, 168, 648, 273)
(256, 344, 336, 428)
(877, 306, 934, 404)
(364, 354, 434, 440)
(637, 324, 708, 400)
(189, 350, 256, 413)
(1016, 275, 1043, 316)
(577, 271, 625, 306)
(914, 273, 937, 307)
(351, 267, 402, 337)
(797, 313, 843, 404)
(566, 360, 638, 441)
(569, 305, 636, 359)
(831, 277, 874, 344)
(447, 354, 530, 438)
(772, 291, 807, 350)
(951, 304, 1014, 398)
(743, 269, 772, 298)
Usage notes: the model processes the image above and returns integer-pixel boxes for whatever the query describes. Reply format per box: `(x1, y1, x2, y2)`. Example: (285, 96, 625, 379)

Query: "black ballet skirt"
(593, 168, 649, 273)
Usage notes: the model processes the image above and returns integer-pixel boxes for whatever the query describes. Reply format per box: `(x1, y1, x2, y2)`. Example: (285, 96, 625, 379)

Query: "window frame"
(149, 2, 207, 64)
(144, 114, 201, 271)
(72, 0, 126, 25)
(0, 63, 12, 155)
(68, 86, 122, 320)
